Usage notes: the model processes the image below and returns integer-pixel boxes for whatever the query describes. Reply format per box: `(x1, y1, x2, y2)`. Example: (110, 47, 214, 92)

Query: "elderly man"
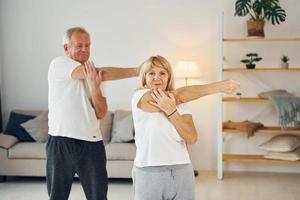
(47, 27, 140, 200)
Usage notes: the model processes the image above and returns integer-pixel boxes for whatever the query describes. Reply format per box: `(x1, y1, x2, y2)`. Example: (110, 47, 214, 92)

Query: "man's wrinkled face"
(65, 32, 90, 64)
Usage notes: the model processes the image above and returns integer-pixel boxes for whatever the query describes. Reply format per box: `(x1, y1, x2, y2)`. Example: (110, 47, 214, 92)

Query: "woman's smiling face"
(145, 67, 169, 90)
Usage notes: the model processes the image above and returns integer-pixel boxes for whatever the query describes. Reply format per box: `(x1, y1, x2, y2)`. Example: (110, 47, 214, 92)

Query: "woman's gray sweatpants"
(46, 136, 108, 200)
(132, 164, 195, 200)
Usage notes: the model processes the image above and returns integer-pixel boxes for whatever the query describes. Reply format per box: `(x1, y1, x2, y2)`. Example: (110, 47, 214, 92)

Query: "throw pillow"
(21, 111, 49, 142)
(100, 111, 113, 143)
(0, 134, 19, 149)
(4, 112, 35, 142)
(259, 134, 300, 152)
(110, 110, 134, 143)
(264, 148, 300, 161)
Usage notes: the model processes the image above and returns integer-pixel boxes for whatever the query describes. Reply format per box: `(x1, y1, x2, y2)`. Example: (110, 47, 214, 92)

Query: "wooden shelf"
(223, 97, 271, 103)
(223, 127, 300, 135)
(223, 38, 300, 42)
(223, 154, 300, 164)
(217, 16, 300, 180)
(223, 68, 300, 72)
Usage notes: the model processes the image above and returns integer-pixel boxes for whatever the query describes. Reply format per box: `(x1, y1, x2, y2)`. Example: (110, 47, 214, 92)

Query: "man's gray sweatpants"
(46, 136, 108, 200)
(132, 164, 195, 200)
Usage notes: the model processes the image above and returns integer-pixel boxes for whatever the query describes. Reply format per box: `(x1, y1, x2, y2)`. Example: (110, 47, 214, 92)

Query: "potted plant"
(281, 55, 289, 69)
(241, 53, 262, 69)
(234, 0, 286, 37)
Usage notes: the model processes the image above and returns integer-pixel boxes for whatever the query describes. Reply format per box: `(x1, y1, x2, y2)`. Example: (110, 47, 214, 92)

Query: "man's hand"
(83, 61, 102, 92)
(149, 88, 177, 116)
(83, 61, 107, 119)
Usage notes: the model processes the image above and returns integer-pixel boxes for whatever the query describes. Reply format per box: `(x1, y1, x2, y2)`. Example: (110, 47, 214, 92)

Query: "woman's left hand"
(149, 88, 177, 116)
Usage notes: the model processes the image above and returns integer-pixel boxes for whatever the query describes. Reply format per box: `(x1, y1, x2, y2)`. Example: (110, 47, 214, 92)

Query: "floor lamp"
(174, 61, 201, 176)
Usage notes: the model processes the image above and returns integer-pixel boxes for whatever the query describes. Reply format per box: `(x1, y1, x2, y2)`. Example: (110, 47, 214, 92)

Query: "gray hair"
(62, 27, 90, 45)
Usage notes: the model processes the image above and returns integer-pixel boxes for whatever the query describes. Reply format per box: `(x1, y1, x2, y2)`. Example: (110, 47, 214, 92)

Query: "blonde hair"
(139, 55, 174, 91)
(62, 27, 90, 45)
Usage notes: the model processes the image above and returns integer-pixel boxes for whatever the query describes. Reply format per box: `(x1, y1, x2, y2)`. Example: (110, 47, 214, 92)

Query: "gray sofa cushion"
(100, 111, 113, 142)
(8, 140, 136, 161)
(110, 110, 134, 143)
(105, 143, 136, 160)
(9, 142, 46, 159)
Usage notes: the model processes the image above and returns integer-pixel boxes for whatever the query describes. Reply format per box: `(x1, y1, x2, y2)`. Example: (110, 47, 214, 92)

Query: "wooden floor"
(0, 171, 300, 200)
(196, 171, 300, 200)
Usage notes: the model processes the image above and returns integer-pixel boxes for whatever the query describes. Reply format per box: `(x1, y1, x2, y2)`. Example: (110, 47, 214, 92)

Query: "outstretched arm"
(71, 63, 140, 81)
(99, 67, 139, 81)
(138, 80, 240, 112)
(173, 80, 239, 104)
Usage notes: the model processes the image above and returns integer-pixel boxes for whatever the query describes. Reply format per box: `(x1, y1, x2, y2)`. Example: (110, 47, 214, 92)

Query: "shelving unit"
(223, 68, 300, 72)
(223, 154, 300, 164)
(223, 127, 300, 135)
(217, 13, 300, 180)
(223, 38, 300, 42)
(223, 97, 271, 103)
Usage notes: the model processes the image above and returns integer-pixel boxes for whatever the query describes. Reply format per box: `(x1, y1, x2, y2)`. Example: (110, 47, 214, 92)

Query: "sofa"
(0, 109, 136, 181)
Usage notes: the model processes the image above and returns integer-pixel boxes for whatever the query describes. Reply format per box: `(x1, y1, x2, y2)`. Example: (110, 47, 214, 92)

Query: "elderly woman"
(131, 55, 239, 200)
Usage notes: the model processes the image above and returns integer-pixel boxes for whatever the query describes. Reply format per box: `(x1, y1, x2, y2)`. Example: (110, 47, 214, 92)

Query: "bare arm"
(138, 80, 240, 112)
(168, 113, 198, 144)
(100, 67, 139, 81)
(71, 64, 139, 81)
(173, 80, 239, 103)
(83, 61, 107, 119)
(90, 90, 107, 119)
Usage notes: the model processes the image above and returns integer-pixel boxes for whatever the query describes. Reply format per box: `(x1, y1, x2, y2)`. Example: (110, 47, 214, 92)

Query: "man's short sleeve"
(48, 56, 81, 81)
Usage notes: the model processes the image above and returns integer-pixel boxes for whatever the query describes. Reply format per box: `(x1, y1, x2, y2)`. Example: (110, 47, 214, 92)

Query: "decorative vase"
(246, 64, 256, 69)
(247, 20, 265, 37)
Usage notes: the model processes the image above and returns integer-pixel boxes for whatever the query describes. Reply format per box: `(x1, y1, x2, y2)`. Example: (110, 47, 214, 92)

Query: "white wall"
(0, 0, 299, 172)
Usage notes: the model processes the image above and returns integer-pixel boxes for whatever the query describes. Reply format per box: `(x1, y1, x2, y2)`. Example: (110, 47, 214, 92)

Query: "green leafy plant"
(281, 55, 289, 63)
(241, 53, 262, 68)
(234, 0, 286, 25)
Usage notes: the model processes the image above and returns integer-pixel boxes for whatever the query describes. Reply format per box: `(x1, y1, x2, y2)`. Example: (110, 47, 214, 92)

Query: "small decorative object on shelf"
(234, 0, 286, 37)
(281, 55, 289, 69)
(235, 92, 242, 99)
(241, 53, 262, 69)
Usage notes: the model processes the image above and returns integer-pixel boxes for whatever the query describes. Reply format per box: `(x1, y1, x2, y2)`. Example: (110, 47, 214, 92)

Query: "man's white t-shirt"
(48, 56, 102, 141)
(132, 89, 192, 167)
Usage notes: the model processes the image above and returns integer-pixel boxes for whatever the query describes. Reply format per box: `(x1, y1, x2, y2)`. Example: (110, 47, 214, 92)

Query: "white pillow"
(21, 111, 49, 142)
(259, 134, 300, 152)
(264, 148, 300, 161)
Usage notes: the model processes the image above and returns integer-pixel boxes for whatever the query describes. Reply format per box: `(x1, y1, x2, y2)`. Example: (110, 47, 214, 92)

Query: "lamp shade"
(174, 61, 201, 78)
